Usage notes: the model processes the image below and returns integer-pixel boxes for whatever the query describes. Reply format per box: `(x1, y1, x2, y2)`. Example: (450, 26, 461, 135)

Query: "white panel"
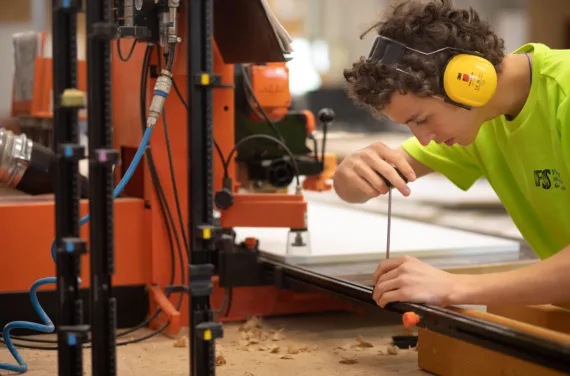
(234, 200, 520, 265)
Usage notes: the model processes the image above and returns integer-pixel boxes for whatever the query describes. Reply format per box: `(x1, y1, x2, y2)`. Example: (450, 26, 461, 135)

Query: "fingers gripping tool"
(376, 169, 420, 329)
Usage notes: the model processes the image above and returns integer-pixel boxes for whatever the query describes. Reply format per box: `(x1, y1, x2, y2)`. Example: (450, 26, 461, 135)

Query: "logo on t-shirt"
(534, 169, 566, 190)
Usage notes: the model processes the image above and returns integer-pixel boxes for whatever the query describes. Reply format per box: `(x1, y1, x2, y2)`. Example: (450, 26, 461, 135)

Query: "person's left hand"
(372, 255, 465, 307)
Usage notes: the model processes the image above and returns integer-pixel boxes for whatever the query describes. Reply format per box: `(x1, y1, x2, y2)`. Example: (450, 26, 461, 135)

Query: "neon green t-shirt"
(401, 43, 570, 259)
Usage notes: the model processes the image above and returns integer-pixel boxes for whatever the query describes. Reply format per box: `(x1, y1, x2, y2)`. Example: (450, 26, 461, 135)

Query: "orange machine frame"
(112, 18, 355, 333)
(2, 9, 354, 338)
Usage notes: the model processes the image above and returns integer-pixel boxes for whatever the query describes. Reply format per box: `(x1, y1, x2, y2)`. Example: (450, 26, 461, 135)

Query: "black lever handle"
(376, 167, 408, 188)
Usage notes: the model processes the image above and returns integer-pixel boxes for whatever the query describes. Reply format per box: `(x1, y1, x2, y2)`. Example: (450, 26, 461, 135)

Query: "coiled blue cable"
(1, 126, 154, 373)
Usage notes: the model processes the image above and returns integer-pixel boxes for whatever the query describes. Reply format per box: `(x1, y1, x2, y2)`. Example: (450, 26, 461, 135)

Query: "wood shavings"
(239, 316, 263, 332)
(271, 328, 285, 341)
(173, 336, 188, 348)
(333, 344, 351, 351)
(215, 355, 226, 366)
(339, 357, 358, 364)
(334, 336, 372, 352)
(386, 345, 399, 355)
(280, 354, 294, 360)
(287, 345, 300, 354)
(356, 335, 373, 348)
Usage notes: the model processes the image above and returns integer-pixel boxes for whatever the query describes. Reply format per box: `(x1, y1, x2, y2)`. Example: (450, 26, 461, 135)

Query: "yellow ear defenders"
(367, 35, 498, 110)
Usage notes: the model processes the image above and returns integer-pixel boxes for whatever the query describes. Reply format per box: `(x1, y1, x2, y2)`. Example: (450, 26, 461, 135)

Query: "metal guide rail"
(258, 257, 570, 374)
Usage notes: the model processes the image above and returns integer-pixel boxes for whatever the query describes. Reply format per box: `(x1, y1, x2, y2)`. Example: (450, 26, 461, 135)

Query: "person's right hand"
(332, 142, 417, 203)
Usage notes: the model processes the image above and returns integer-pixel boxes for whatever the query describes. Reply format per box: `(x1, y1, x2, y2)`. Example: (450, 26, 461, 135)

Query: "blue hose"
(1, 126, 154, 373)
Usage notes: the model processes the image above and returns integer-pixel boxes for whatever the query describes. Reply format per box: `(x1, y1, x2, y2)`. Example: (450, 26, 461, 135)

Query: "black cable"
(141, 42, 185, 313)
(159, 45, 189, 255)
(214, 287, 233, 318)
(171, 78, 227, 168)
(2, 320, 171, 350)
(116, 38, 137, 62)
(172, 70, 299, 188)
(0, 41, 185, 350)
(169, 67, 235, 318)
(224, 134, 301, 186)
(239, 65, 286, 143)
(4, 43, 189, 350)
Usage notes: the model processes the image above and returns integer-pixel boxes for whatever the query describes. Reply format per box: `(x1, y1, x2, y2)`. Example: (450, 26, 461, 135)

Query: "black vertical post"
(187, 0, 223, 375)
(52, 1, 89, 376)
(86, 0, 119, 375)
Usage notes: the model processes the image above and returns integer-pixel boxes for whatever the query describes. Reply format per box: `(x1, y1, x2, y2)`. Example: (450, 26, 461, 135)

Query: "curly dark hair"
(343, 0, 505, 114)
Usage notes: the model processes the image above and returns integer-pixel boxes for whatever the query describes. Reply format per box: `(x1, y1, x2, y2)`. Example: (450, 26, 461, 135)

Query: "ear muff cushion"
(442, 54, 498, 107)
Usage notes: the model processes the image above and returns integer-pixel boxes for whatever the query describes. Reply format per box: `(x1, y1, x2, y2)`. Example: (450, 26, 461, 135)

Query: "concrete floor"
(0, 311, 424, 376)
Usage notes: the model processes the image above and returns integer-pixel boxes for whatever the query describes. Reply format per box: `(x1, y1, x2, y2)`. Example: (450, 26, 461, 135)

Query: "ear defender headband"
(367, 35, 498, 110)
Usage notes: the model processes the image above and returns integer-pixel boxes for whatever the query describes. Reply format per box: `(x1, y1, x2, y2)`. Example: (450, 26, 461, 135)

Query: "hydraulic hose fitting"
(147, 69, 173, 128)
(167, 0, 180, 44)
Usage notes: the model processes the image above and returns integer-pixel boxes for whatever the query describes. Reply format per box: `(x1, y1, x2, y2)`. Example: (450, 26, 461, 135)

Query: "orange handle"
(403, 311, 421, 328)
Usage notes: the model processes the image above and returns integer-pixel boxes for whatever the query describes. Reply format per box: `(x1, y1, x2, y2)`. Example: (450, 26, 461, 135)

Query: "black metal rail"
(86, 0, 119, 375)
(52, 1, 88, 375)
(259, 257, 570, 374)
(187, 1, 223, 376)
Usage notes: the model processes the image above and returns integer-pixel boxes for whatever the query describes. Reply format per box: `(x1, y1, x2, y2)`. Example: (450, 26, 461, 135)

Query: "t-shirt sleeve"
(401, 136, 483, 191)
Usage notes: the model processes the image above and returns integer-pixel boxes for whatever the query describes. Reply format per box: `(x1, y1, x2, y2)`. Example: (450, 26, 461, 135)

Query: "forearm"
(452, 245, 570, 306)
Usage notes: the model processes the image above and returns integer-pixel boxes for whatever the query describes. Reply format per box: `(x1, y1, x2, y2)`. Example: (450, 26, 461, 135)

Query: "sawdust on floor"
(0, 311, 425, 376)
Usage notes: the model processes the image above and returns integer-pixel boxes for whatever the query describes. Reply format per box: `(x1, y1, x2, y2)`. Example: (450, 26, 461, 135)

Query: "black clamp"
(197, 225, 216, 240)
(58, 324, 90, 347)
(90, 22, 117, 41)
(92, 149, 120, 166)
(195, 322, 223, 342)
(59, 144, 85, 161)
(189, 264, 214, 297)
(117, 26, 152, 41)
(198, 224, 222, 251)
(194, 73, 234, 89)
(214, 177, 234, 209)
(59, 237, 88, 256)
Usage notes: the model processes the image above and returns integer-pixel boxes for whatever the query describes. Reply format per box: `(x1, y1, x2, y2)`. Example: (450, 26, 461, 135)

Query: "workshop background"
(1, 0, 567, 238)
(1, 1, 569, 375)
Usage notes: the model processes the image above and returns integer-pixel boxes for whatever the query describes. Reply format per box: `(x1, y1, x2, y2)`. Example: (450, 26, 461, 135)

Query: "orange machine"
(1, 1, 352, 340)
(112, 7, 351, 333)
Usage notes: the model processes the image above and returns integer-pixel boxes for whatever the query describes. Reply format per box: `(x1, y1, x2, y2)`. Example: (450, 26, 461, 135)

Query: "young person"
(333, 0, 570, 308)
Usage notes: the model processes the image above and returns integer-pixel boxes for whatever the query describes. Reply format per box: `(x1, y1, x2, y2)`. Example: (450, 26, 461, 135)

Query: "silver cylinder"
(0, 129, 33, 188)
(167, 7, 178, 44)
(159, 11, 169, 47)
(124, 0, 134, 27)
